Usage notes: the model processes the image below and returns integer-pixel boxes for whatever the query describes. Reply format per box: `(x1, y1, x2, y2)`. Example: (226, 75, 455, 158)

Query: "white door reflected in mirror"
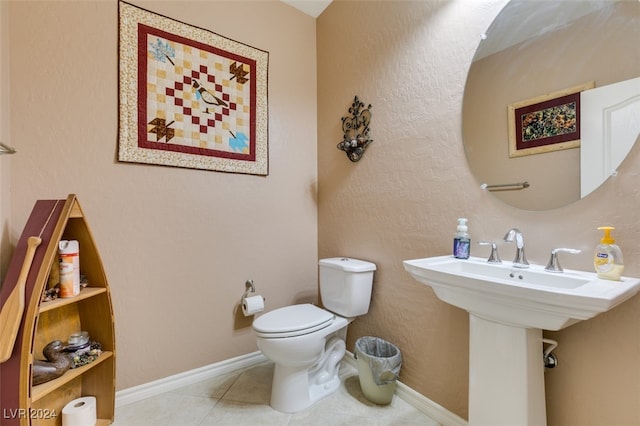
(581, 77, 640, 198)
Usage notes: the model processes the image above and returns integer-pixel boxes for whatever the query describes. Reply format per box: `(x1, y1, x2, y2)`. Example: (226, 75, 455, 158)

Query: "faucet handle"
(545, 248, 581, 272)
(478, 241, 502, 263)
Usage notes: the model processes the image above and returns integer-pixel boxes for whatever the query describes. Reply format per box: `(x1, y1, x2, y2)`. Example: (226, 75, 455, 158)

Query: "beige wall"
(2, 0, 317, 390)
(0, 0, 10, 281)
(0, 0, 4, 403)
(318, 1, 640, 424)
(3, 1, 640, 425)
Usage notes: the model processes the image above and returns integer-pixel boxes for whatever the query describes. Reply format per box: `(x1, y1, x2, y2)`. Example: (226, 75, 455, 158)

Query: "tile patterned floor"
(113, 361, 440, 425)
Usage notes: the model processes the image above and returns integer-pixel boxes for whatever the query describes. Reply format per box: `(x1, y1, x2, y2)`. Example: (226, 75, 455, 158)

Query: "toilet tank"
(319, 257, 376, 317)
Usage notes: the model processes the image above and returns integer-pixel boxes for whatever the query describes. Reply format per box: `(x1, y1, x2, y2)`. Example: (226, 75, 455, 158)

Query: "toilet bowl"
(254, 304, 349, 412)
(252, 257, 376, 413)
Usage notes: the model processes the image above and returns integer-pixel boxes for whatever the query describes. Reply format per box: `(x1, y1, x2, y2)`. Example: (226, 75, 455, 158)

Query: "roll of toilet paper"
(242, 295, 264, 316)
(62, 396, 96, 426)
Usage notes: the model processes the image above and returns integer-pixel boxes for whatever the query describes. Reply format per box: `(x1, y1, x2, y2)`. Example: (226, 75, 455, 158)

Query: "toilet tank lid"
(319, 257, 376, 272)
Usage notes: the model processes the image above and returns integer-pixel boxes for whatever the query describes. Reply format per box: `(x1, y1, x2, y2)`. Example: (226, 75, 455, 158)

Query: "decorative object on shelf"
(508, 81, 594, 158)
(41, 275, 89, 303)
(63, 331, 102, 369)
(0, 200, 61, 363)
(0, 142, 16, 155)
(0, 237, 41, 363)
(337, 96, 373, 162)
(32, 340, 71, 386)
(66, 331, 90, 349)
(41, 284, 60, 302)
(118, 1, 269, 175)
(68, 341, 103, 369)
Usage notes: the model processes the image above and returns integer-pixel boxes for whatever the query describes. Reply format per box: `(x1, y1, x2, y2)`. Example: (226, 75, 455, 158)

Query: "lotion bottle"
(593, 226, 624, 281)
(453, 218, 471, 259)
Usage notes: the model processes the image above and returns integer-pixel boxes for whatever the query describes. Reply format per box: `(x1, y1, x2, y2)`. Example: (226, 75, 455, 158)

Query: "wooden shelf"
(1, 195, 116, 425)
(31, 351, 113, 402)
(38, 288, 107, 313)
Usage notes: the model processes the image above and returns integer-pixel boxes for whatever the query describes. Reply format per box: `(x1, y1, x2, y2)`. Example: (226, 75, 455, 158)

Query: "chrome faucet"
(478, 241, 502, 263)
(503, 228, 529, 268)
(545, 248, 581, 272)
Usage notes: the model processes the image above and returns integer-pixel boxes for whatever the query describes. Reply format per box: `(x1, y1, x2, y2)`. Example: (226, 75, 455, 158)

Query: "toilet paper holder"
(243, 279, 256, 300)
(242, 279, 265, 302)
(241, 280, 265, 316)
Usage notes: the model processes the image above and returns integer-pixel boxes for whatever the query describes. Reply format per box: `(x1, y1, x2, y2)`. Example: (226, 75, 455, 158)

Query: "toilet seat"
(253, 304, 335, 338)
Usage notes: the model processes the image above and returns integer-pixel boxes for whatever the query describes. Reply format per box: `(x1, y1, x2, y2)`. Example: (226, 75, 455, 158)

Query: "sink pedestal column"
(469, 314, 546, 426)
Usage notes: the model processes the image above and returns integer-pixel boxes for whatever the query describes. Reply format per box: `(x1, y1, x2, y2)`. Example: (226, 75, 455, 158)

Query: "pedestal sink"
(403, 255, 640, 426)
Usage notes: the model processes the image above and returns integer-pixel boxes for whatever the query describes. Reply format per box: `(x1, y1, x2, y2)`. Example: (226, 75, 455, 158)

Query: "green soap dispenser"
(593, 226, 624, 281)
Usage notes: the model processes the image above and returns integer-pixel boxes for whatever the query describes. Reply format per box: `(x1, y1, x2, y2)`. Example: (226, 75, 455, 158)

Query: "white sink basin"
(404, 255, 640, 425)
(403, 255, 640, 330)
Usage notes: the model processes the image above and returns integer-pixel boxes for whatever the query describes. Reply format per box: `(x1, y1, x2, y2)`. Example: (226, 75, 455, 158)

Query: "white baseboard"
(116, 350, 467, 426)
(343, 351, 467, 426)
(395, 379, 467, 426)
(115, 351, 268, 407)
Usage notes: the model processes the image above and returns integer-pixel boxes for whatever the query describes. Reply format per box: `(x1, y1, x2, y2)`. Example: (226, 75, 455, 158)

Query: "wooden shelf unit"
(38, 287, 107, 314)
(1, 195, 116, 426)
(31, 351, 114, 403)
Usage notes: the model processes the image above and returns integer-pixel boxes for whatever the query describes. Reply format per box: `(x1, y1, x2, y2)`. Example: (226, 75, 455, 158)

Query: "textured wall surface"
(3, 0, 318, 390)
(317, 1, 640, 424)
(0, 1, 10, 280)
(2, 1, 640, 424)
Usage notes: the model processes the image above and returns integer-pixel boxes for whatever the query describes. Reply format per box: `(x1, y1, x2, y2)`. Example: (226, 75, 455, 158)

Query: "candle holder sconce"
(337, 96, 372, 162)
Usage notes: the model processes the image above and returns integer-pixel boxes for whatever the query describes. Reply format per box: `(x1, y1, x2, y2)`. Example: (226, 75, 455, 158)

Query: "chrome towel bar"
(480, 181, 529, 192)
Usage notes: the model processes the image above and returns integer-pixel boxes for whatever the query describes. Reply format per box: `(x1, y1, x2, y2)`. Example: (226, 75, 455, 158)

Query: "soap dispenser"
(593, 226, 624, 281)
(453, 218, 471, 259)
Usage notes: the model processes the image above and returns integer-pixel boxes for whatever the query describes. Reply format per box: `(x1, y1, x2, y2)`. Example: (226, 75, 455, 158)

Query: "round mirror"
(463, 0, 639, 211)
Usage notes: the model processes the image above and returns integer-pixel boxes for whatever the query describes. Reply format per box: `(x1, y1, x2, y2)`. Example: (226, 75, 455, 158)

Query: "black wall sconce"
(337, 96, 372, 162)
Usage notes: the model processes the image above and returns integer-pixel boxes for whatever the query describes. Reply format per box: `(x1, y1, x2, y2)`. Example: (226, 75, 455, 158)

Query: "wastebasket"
(354, 336, 402, 405)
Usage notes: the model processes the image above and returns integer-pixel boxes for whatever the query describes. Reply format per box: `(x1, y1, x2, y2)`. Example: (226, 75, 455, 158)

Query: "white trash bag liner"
(354, 336, 402, 385)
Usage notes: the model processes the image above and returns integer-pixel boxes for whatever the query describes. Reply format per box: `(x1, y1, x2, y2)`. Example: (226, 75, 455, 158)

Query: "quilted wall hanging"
(118, 1, 269, 175)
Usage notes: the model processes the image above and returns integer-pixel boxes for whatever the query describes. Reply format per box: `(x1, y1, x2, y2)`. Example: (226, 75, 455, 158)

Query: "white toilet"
(252, 257, 376, 413)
